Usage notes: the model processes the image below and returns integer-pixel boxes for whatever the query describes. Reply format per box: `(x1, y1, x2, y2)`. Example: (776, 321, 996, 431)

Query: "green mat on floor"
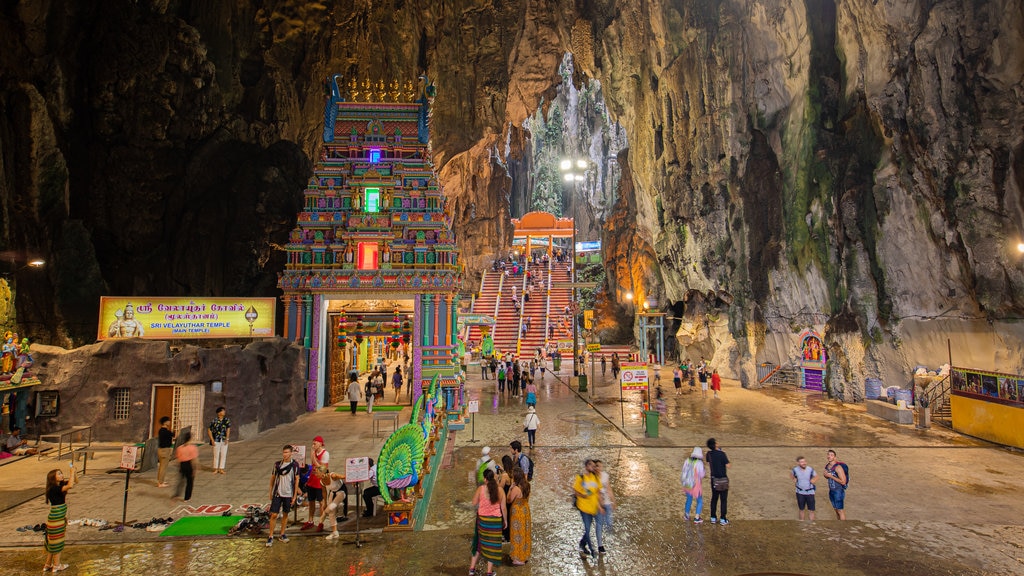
(159, 515, 243, 537)
(335, 405, 405, 412)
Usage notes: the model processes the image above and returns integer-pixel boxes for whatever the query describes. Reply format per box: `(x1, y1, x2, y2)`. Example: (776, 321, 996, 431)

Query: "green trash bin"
(644, 410, 659, 438)
(553, 356, 562, 372)
(577, 374, 588, 393)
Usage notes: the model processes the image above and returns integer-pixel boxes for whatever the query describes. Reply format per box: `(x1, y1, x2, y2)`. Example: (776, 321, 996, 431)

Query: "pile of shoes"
(15, 524, 45, 532)
(132, 517, 174, 531)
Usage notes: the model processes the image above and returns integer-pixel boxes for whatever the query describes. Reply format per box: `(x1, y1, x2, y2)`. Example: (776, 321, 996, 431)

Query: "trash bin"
(643, 410, 659, 438)
(553, 357, 562, 372)
(577, 374, 588, 393)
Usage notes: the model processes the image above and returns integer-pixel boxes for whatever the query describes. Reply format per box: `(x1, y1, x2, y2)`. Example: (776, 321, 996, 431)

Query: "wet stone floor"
(4, 366, 1024, 575)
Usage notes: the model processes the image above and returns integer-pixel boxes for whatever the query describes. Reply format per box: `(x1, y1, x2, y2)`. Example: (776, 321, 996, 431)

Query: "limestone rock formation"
(1, 0, 1022, 396)
(30, 337, 308, 442)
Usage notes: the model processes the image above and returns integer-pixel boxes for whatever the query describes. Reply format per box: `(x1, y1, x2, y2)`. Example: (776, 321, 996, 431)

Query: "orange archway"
(511, 211, 575, 256)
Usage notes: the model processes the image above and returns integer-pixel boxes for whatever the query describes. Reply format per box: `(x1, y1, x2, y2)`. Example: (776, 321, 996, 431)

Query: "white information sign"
(120, 445, 139, 470)
(291, 445, 306, 466)
(468, 400, 480, 414)
(346, 457, 370, 483)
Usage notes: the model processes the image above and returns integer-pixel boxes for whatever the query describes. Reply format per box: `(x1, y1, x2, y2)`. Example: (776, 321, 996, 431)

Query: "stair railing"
(494, 270, 504, 320)
(922, 373, 952, 423)
(756, 360, 799, 389)
(542, 257, 553, 347)
(515, 261, 529, 356)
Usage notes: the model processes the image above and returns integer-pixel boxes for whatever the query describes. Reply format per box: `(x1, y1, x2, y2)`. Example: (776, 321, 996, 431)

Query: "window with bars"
(113, 388, 131, 420)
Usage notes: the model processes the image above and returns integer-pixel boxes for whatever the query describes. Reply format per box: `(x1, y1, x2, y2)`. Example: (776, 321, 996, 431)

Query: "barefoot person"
(469, 468, 506, 576)
(508, 468, 532, 566)
(43, 464, 75, 572)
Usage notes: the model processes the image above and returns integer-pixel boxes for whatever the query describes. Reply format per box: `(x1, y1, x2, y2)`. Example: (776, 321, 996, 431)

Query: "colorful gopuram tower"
(278, 75, 464, 412)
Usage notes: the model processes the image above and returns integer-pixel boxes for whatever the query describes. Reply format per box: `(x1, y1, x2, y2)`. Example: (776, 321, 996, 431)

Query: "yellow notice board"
(98, 297, 276, 340)
(951, 394, 1024, 449)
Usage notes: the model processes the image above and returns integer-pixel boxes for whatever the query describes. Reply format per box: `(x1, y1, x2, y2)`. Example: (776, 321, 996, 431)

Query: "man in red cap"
(301, 436, 330, 531)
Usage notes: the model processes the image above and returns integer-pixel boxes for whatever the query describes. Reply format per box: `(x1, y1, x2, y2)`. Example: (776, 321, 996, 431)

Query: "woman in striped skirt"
(44, 464, 75, 572)
(469, 468, 506, 576)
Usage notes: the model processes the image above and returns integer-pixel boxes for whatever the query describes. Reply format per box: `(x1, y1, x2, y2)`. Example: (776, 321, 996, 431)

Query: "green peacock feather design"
(376, 422, 425, 504)
(377, 375, 448, 504)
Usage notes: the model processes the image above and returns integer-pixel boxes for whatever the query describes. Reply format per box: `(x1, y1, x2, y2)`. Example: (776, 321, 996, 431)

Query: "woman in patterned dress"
(508, 468, 532, 566)
(43, 464, 75, 572)
(469, 468, 506, 576)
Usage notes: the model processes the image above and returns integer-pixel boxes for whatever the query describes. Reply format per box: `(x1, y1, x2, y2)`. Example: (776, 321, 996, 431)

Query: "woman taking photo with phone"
(43, 463, 76, 572)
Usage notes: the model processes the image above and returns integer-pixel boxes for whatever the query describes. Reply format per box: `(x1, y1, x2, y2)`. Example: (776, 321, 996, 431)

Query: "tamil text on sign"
(98, 297, 276, 340)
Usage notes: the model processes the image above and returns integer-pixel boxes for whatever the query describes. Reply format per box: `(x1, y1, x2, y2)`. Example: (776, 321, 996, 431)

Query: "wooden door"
(151, 385, 174, 437)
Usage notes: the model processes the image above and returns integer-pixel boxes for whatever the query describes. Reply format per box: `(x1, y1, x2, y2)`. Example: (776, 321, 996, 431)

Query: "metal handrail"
(543, 258, 552, 345)
(756, 361, 799, 388)
(922, 374, 951, 418)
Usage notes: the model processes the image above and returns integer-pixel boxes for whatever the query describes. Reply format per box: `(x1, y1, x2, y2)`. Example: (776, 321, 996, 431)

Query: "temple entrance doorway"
(325, 298, 414, 405)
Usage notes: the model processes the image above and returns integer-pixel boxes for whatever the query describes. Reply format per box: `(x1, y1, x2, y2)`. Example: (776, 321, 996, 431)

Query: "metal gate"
(172, 385, 205, 439)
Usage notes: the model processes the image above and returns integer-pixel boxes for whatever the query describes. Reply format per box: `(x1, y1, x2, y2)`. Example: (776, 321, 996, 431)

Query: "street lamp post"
(560, 158, 588, 382)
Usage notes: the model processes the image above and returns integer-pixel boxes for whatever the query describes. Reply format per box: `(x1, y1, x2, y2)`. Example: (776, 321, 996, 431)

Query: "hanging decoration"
(355, 315, 365, 345)
(391, 308, 402, 349)
(402, 319, 412, 344)
(337, 310, 348, 349)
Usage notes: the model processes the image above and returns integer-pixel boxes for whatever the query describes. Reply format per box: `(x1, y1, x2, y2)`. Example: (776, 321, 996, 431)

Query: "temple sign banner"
(98, 297, 276, 340)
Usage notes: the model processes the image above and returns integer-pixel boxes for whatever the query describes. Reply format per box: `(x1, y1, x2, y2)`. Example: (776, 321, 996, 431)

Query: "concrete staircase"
(491, 273, 522, 356)
(546, 264, 574, 346)
(518, 261, 550, 356)
(468, 270, 500, 345)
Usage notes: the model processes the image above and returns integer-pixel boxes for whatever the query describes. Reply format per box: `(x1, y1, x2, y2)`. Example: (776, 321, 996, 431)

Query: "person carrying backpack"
(477, 446, 497, 486)
(824, 449, 848, 520)
(510, 441, 533, 481)
(680, 447, 706, 523)
(791, 455, 818, 521)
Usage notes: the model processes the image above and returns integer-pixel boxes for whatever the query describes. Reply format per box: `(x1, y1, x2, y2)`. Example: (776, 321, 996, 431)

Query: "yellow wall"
(951, 395, 1024, 449)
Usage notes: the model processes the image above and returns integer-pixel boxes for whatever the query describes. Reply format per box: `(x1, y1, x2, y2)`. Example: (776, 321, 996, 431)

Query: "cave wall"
(585, 0, 1024, 391)
(2, 0, 1023, 395)
(29, 337, 307, 442)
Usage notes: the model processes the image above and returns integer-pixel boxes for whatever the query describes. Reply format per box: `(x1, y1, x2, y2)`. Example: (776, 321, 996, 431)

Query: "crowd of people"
(470, 440, 538, 574)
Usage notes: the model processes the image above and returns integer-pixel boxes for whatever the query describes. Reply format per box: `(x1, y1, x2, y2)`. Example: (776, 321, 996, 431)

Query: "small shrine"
(798, 329, 827, 391)
(0, 331, 42, 431)
(278, 74, 465, 412)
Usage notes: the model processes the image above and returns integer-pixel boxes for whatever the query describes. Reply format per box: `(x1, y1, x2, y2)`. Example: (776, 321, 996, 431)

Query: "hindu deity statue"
(1, 331, 16, 373)
(107, 303, 145, 338)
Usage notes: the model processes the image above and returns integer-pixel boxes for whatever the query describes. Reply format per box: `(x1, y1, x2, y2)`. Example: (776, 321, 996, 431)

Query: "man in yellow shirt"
(573, 459, 603, 558)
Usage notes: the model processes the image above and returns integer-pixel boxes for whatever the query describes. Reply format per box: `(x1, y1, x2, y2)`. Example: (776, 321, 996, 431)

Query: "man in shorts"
(791, 456, 817, 520)
(266, 445, 299, 546)
(824, 449, 848, 520)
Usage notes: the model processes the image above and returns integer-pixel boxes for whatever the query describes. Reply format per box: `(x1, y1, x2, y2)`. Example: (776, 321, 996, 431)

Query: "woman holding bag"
(523, 406, 540, 449)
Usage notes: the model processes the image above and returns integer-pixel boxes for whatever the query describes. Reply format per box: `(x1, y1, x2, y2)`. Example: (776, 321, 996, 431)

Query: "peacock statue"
(377, 375, 449, 504)
(376, 420, 425, 504)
